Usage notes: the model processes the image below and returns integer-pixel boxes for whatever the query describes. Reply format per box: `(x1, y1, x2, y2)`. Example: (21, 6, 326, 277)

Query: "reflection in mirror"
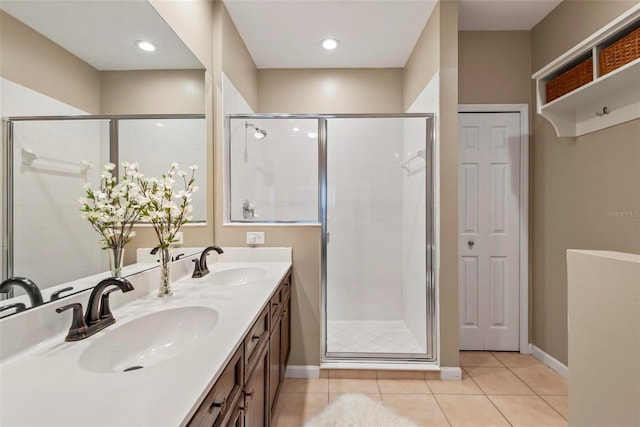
(118, 117, 207, 222)
(0, 0, 207, 317)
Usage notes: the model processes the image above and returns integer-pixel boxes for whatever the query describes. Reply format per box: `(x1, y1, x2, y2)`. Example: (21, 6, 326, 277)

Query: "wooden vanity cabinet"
(187, 270, 292, 427)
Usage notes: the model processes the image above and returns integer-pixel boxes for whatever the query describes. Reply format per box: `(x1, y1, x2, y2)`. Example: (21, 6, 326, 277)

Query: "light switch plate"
(246, 232, 265, 245)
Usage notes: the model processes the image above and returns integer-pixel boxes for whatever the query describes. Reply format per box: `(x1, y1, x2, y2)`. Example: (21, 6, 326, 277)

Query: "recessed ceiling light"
(308, 132, 318, 139)
(136, 40, 156, 52)
(320, 38, 339, 50)
(292, 127, 300, 132)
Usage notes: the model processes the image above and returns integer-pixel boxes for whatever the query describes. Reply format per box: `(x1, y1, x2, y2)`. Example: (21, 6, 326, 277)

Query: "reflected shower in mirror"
(118, 117, 207, 222)
(0, 0, 208, 317)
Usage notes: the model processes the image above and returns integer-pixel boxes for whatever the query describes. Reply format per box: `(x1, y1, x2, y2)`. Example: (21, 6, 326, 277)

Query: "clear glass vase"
(108, 246, 125, 278)
(157, 247, 173, 297)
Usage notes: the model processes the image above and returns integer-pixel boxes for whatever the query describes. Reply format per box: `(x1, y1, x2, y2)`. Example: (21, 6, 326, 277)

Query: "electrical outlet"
(246, 232, 265, 245)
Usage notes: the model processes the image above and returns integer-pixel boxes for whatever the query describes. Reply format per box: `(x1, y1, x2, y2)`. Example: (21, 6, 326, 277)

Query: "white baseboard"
(285, 365, 320, 379)
(440, 367, 462, 381)
(530, 344, 569, 379)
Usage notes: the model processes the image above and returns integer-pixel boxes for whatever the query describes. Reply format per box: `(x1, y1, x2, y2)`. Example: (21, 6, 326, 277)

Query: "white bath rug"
(304, 394, 418, 427)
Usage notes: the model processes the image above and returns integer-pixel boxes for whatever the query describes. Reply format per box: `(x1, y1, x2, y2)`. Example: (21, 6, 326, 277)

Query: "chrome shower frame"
(226, 113, 437, 364)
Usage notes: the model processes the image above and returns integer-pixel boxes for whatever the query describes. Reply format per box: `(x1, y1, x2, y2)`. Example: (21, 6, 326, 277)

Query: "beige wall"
(221, 6, 259, 111)
(258, 68, 403, 113)
(100, 70, 206, 114)
(0, 10, 101, 114)
(403, 3, 440, 110)
(436, 0, 460, 369)
(531, 0, 640, 365)
(458, 31, 531, 105)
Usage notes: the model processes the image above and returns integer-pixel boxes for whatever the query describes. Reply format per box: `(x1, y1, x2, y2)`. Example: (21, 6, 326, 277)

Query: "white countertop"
(0, 257, 292, 426)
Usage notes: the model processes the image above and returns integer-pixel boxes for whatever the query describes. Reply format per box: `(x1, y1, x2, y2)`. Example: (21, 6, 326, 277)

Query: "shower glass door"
(323, 115, 435, 361)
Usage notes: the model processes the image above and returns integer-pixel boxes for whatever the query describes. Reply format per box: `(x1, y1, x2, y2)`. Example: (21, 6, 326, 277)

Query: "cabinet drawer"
(245, 306, 269, 369)
(280, 273, 291, 301)
(270, 273, 292, 329)
(269, 291, 282, 327)
(188, 347, 243, 427)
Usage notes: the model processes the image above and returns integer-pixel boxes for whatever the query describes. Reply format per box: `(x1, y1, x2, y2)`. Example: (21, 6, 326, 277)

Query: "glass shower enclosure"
(227, 114, 436, 362)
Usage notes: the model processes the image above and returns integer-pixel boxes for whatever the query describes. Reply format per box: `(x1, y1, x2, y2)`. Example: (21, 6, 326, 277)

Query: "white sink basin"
(79, 306, 218, 374)
(206, 268, 266, 286)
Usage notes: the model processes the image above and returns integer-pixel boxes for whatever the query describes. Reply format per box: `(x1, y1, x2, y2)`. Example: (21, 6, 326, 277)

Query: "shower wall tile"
(326, 118, 404, 321)
(402, 72, 439, 351)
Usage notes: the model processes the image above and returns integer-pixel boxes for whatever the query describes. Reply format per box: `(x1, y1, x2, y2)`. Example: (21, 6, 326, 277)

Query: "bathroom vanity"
(0, 248, 292, 426)
(188, 272, 291, 426)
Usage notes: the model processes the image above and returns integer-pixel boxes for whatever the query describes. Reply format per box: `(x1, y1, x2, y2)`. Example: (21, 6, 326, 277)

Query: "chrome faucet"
(192, 246, 224, 278)
(243, 199, 255, 219)
(56, 277, 134, 341)
(0, 277, 44, 308)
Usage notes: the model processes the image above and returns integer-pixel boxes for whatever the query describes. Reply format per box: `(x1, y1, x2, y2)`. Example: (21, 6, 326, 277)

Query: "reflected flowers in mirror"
(79, 162, 145, 277)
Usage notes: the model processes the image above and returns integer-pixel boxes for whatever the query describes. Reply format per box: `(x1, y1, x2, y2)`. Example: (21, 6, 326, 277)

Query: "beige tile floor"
(272, 351, 568, 427)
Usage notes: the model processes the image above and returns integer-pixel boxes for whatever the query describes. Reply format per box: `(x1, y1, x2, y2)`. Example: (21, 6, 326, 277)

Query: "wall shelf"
(532, 4, 640, 137)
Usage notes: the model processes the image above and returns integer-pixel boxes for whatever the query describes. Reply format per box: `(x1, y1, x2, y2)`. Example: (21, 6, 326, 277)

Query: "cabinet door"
(280, 295, 291, 383)
(269, 318, 281, 414)
(244, 345, 268, 427)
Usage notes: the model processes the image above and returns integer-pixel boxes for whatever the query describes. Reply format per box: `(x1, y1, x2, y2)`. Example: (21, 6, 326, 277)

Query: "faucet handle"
(50, 286, 74, 301)
(192, 259, 204, 278)
(56, 303, 88, 341)
(0, 303, 27, 315)
(99, 288, 121, 321)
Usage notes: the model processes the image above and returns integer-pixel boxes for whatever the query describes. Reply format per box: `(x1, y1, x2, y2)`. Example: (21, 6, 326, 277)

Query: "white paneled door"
(458, 112, 521, 351)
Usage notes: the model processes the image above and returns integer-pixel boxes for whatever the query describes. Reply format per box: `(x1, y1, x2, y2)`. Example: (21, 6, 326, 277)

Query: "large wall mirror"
(0, 0, 208, 317)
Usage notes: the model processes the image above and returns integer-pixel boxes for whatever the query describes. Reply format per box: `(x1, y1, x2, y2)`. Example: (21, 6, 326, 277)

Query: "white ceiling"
(224, 0, 564, 69)
(224, 0, 438, 69)
(0, 0, 203, 71)
(1, 0, 564, 71)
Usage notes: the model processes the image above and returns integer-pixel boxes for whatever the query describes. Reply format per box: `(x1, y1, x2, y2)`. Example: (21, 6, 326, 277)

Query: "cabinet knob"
(468, 240, 475, 248)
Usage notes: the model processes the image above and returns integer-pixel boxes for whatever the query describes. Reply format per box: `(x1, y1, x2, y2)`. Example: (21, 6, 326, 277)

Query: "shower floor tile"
(327, 320, 425, 354)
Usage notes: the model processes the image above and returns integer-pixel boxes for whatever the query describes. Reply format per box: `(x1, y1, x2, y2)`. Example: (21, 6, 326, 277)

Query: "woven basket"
(546, 58, 593, 103)
(599, 26, 640, 76)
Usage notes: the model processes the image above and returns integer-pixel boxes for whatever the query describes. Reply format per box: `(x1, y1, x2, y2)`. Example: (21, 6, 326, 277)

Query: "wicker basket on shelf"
(546, 58, 593, 103)
(599, 26, 640, 76)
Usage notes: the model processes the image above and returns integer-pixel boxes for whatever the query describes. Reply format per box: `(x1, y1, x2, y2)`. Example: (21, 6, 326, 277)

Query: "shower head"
(245, 121, 267, 140)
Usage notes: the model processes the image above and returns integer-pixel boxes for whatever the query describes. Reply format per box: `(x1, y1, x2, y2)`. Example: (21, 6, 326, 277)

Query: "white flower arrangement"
(79, 162, 144, 251)
(136, 163, 198, 249)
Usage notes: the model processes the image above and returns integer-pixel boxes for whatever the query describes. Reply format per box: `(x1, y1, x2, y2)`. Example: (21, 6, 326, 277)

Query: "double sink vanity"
(0, 247, 292, 426)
